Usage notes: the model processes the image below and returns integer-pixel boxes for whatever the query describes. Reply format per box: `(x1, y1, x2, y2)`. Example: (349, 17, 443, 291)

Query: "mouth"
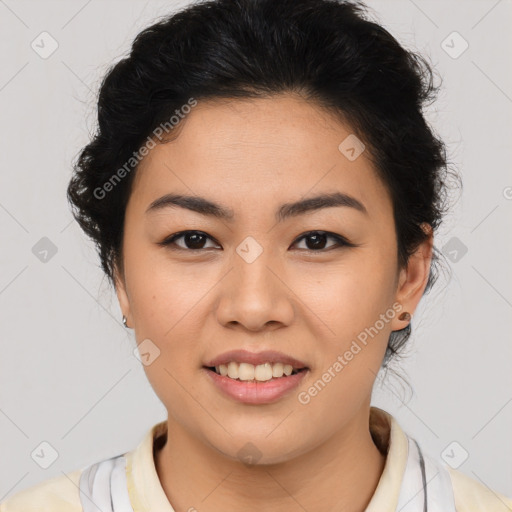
(202, 349, 310, 404)
(203, 362, 308, 382)
(202, 353, 310, 404)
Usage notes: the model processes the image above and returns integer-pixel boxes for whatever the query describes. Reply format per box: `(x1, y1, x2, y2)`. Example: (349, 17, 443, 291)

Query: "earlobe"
(391, 223, 433, 330)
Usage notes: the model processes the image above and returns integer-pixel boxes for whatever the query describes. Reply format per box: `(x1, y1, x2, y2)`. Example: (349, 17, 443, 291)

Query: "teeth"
(215, 362, 299, 381)
(227, 361, 238, 379)
(272, 362, 284, 377)
(254, 363, 273, 381)
(239, 362, 255, 381)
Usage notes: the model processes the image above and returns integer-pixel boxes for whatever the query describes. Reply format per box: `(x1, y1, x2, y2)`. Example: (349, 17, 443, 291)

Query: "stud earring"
(398, 311, 411, 322)
(122, 315, 129, 328)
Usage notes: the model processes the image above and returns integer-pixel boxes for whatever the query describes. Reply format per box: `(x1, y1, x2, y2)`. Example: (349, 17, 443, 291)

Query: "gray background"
(1, 0, 511, 502)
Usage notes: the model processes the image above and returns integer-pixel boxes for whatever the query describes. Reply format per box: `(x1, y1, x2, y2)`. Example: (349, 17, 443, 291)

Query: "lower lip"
(203, 367, 309, 404)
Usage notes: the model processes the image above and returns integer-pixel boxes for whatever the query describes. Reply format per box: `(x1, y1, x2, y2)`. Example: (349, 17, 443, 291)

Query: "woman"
(1, 0, 510, 510)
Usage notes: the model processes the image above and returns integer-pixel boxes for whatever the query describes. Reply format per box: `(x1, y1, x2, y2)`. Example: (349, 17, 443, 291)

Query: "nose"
(215, 249, 295, 332)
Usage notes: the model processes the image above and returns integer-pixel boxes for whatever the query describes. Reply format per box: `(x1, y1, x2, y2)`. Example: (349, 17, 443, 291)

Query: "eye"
(159, 230, 354, 252)
(159, 230, 220, 251)
(291, 231, 353, 251)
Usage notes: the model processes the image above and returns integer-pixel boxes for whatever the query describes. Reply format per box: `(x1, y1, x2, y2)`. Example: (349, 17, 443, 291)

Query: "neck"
(155, 404, 386, 512)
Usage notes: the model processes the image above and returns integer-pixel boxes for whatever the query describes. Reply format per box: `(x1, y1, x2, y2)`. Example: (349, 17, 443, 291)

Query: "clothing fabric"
(1, 407, 511, 511)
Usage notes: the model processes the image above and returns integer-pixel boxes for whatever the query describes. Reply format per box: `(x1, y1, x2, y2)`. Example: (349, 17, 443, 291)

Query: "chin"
(202, 426, 312, 467)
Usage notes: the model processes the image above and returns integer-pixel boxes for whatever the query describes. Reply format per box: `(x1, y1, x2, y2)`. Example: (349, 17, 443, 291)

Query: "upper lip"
(204, 349, 309, 369)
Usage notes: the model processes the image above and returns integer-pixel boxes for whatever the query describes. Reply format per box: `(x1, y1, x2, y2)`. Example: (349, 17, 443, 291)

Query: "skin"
(114, 93, 433, 512)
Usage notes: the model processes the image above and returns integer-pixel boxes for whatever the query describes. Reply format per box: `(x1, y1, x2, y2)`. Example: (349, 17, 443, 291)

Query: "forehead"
(129, 94, 392, 219)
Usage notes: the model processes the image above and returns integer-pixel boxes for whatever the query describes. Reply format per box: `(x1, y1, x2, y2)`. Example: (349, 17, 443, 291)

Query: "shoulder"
(0, 468, 83, 512)
(448, 466, 512, 512)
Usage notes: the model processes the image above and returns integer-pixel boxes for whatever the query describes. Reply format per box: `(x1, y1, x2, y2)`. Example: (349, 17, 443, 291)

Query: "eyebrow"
(145, 191, 368, 222)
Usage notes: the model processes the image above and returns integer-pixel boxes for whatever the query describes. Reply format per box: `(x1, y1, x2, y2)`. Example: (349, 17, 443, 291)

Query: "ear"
(113, 262, 132, 328)
(390, 223, 433, 331)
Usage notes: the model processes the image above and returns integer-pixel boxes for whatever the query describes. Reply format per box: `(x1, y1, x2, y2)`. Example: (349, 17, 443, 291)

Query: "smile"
(203, 365, 309, 404)
(207, 361, 305, 381)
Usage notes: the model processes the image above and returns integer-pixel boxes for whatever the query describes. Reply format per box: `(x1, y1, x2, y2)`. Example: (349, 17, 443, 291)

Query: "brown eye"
(160, 231, 220, 250)
(292, 231, 352, 251)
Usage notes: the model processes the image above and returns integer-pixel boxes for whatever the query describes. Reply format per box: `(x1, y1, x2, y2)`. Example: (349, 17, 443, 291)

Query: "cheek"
(300, 249, 397, 324)
(125, 260, 208, 410)
(125, 253, 219, 374)
(124, 242, 207, 333)
(298, 249, 397, 371)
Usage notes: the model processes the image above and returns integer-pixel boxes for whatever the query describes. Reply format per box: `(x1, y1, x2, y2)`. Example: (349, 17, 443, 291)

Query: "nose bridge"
(233, 236, 279, 303)
(216, 235, 294, 330)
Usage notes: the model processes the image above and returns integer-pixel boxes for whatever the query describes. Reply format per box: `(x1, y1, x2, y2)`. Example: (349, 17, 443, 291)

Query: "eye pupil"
(306, 232, 327, 250)
(185, 232, 206, 249)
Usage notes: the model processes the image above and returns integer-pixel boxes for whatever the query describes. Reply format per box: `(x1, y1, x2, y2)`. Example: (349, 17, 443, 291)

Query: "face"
(115, 94, 432, 464)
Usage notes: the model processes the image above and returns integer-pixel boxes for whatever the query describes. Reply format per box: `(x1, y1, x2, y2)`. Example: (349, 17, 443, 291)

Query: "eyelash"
(158, 230, 355, 252)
